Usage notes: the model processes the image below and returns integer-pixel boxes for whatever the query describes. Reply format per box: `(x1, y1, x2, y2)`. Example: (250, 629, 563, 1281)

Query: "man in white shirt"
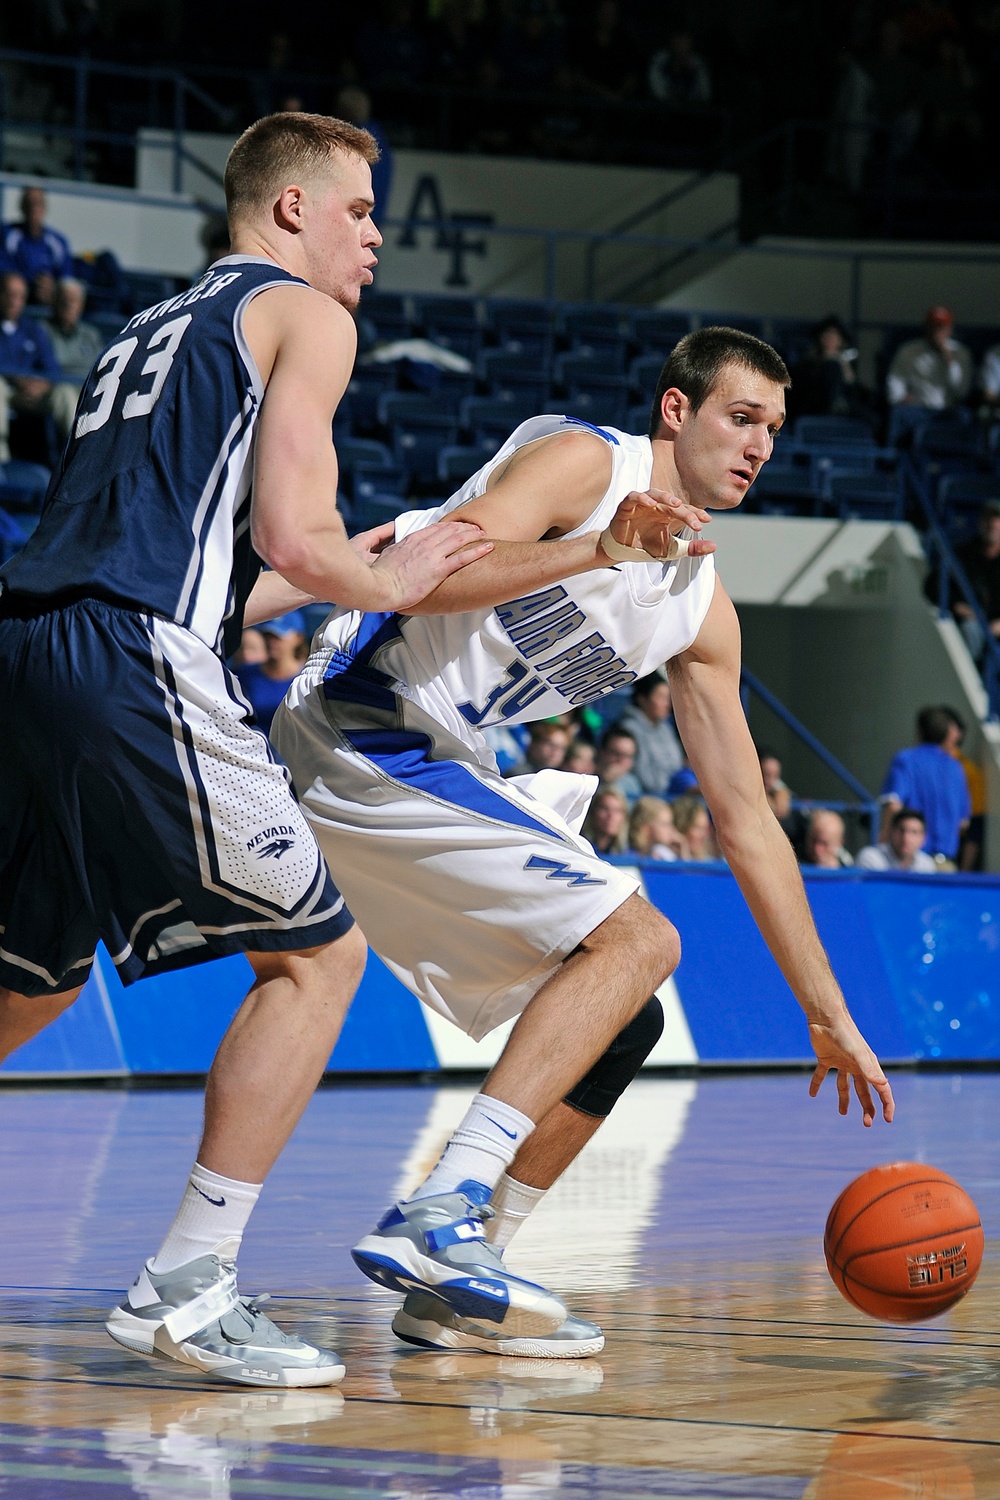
(887, 306, 972, 411)
(856, 807, 937, 872)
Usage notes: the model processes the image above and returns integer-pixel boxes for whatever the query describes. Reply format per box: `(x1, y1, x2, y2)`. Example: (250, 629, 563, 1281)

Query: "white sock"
(409, 1094, 535, 1201)
(148, 1163, 262, 1274)
(486, 1173, 547, 1250)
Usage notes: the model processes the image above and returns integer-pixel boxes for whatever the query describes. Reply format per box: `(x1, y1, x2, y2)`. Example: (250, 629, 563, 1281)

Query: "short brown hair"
(649, 326, 789, 436)
(225, 112, 380, 224)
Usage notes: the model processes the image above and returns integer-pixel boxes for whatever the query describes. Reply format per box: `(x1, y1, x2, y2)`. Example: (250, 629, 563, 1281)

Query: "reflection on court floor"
(1, 1072, 998, 1497)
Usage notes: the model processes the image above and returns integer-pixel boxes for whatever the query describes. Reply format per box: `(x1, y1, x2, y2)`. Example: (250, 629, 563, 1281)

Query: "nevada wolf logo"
(256, 837, 295, 860)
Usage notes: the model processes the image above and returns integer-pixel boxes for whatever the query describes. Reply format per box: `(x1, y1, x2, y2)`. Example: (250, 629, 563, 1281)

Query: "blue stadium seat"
(360, 291, 412, 342)
(0, 460, 51, 513)
(352, 462, 408, 502)
(562, 393, 629, 430)
(936, 472, 1000, 538)
(626, 403, 651, 434)
(377, 391, 462, 427)
(90, 309, 128, 344)
(393, 419, 460, 484)
(793, 416, 876, 448)
(555, 351, 626, 385)
(628, 308, 691, 354)
(629, 353, 665, 399)
(338, 436, 394, 471)
(438, 441, 498, 486)
(560, 306, 627, 344)
(479, 349, 551, 401)
(751, 461, 822, 515)
(487, 301, 555, 345)
(120, 271, 178, 313)
(827, 472, 903, 521)
(460, 394, 536, 444)
(347, 367, 398, 429)
(350, 492, 410, 533)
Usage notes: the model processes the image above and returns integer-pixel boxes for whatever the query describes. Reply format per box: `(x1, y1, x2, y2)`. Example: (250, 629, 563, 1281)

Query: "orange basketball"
(824, 1162, 984, 1323)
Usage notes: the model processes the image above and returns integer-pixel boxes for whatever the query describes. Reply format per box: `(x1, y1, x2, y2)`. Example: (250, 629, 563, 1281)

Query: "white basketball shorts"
(272, 671, 639, 1042)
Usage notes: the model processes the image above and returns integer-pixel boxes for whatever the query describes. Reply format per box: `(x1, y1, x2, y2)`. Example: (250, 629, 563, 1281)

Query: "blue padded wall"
(3, 865, 999, 1076)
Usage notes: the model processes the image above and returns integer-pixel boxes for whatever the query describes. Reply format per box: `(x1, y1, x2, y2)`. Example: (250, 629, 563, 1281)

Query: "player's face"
(307, 155, 382, 310)
(672, 366, 785, 510)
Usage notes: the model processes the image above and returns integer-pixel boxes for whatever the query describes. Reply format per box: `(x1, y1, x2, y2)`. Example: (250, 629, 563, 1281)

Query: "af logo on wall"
(396, 174, 494, 289)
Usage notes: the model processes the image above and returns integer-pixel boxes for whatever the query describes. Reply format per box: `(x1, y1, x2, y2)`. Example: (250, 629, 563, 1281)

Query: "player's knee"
(610, 894, 680, 988)
(563, 996, 665, 1118)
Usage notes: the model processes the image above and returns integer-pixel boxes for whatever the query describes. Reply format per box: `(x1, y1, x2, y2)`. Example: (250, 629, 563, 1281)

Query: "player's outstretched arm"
(244, 287, 491, 613)
(403, 434, 714, 616)
(668, 581, 895, 1127)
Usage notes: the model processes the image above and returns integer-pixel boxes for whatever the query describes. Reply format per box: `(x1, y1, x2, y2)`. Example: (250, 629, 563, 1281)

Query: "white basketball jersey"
(316, 416, 716, 755)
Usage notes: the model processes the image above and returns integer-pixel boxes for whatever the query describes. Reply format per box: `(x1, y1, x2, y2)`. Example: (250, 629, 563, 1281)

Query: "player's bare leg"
(481, 893, 675, 1119)
(0, 984, 83, 1062)
(105, 925, 367, 1388)
(198, 929, 367, 1181)
(501, 1101, 601, 1195)
(354, 894, 677, 1339)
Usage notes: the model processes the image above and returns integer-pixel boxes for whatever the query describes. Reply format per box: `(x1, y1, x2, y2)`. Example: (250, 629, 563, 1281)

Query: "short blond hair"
(225, 112, 379, 224)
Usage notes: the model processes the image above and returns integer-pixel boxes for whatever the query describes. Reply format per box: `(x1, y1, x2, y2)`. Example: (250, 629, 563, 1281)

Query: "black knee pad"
(562, 996, 665, 1119)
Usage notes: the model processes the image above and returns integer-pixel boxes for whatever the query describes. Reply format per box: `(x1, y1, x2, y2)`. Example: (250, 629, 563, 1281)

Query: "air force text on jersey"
(458, 583, 637, 725)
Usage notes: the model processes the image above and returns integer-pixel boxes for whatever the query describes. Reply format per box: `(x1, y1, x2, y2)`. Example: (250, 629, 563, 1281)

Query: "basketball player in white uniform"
(271, 327, 896, 1358)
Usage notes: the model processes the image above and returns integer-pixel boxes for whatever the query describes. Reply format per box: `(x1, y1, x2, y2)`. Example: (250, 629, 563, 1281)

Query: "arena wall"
(3, 863, 998, 1080)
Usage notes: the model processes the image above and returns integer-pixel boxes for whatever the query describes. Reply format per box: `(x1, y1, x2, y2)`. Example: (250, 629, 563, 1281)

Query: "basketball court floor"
(1, 1070, 997, 1497)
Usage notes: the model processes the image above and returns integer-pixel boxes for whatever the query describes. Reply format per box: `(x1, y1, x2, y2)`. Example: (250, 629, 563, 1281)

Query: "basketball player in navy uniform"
(271, 327, 897, 1358)
(0, 114, 697, 1386)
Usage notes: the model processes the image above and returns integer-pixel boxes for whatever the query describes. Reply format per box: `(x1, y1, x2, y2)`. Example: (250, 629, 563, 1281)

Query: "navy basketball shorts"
(0, 599, 354, 998)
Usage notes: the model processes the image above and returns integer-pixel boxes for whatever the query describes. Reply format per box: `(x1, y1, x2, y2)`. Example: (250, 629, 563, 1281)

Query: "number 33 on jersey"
(2, 256, 307, 658)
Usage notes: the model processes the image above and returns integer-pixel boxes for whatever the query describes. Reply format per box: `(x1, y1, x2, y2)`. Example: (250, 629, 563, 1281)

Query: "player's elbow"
(251, 523, 313, 583)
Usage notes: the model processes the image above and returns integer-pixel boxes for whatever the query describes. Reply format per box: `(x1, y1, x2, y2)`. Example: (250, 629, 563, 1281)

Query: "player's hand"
(608, 489, 716, 560)
(807, 1010, 895, 1127)
(349, 521, 396, 566)
(370, 520, 492, 612)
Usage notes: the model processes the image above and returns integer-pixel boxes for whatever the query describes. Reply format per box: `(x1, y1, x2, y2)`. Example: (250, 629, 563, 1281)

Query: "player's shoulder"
(249, 282, 356, 343)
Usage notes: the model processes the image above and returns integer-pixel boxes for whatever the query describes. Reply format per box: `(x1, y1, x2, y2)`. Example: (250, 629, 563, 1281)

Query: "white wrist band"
(599, 528, 691, 563)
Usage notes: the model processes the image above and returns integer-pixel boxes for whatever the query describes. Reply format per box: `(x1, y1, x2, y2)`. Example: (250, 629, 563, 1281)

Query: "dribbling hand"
(606, 490, 716, 562)
(807, 1011, 895, 1127)
(370, 520, 492, 612)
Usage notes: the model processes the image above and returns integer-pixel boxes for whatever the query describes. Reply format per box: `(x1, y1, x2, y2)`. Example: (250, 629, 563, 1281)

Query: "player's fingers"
(836, 1069, 850, 1116)
(808, 1063, 828, 1098)
(687, 538, 716, 556)
(874, 1076, 895, 1123)
(852, 1074, 876, 1128)
(441, 539, 493, 570)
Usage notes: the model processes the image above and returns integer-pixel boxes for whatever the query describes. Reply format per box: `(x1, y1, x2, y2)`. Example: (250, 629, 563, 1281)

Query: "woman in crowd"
(628, 796, 681, 860)
(580, 785, 630, 856)
(672, 795, 717, 861)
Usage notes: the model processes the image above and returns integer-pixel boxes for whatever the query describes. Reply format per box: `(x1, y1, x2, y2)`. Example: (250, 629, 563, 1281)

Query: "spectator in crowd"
(789, 316, 871, 423)
(336, 86, 393, 226)
(665, 761, 699, 798)
(648, 30, 712, 106)
(580, 784, 630, 855)
(801, 808, 854, 868)
(504, 719, 571, 778)
(0, 270, 68, 463)
(938, 500, 1000, 661)
(628, 796, 681, 860)
(672, 795, 715, 861)
(758, 745, 792, 822)
(569, 0, 636, 98)
(857, 807, 937, 871)
(827, 46, 874, 193)
(234, 611, 308, 735)
(926, 37, 982, 179)
(45, 277, 104, 441)
(887, 305, 973, 412)
(616, 671, 685, 795)
(880, 705, 971, 862)
(942, 705, 986, 870)
(593, 725, 643, 803)
(2, 187, 73, 307)
(231, 626, 267, 669)
(562, 738, 596, 775)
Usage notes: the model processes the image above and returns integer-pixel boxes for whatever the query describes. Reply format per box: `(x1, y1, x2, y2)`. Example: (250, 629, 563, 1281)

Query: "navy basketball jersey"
(0, 255, 306, 656)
